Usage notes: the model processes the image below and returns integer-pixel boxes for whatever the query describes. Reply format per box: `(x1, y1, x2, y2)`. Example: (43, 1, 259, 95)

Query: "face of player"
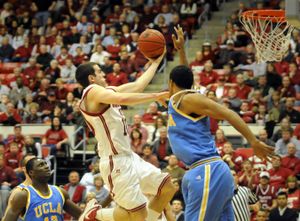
(91, 65, 107, 87)
(31, 159, 51, 183)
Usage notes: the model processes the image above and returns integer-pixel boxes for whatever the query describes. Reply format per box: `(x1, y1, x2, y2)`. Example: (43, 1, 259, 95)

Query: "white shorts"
(99, 152, 170, 211)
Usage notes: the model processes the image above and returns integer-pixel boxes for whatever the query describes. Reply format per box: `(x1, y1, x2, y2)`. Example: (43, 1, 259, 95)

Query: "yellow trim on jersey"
(20, 188, 31, 220)
(198, 164, 211, 221)
(29, 185, 53, 199)
(53, 186, 65, 205)
(171, 101, 206, 122)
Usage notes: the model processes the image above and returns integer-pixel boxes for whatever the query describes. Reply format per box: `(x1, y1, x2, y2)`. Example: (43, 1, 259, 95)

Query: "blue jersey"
(21, 185, 65, 221)
(167, 90, 219, 166)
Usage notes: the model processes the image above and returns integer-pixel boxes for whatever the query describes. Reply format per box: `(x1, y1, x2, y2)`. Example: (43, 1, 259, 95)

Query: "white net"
(240, 10, 294, 62)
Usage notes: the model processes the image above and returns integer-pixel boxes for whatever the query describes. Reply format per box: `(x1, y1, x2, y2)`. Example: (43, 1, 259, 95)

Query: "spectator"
(0, 78, 10, 96)
(80, 159, 100, 192)
(4, 141, 22, 170)
(106, 38, 121, 61)
(102, 26, 117, 48)
(60, 59, 77, 83)
(266, 63, 282, 90)
(31, 0, 54, 27)
(149, 116, 167, 143)
(24, 102, 42, 124)
(215, 39, 237, 68)
(0, 36, 14, 62)
(9, 77, 31, 107)
(64, 171, 86, 204)
(106, 63, 128, 86)
(39, 89, 60, 120)
(215, 128, 227, 154)
(90, 44, 110, 66)
(142, 102, 161, 124)
(0, 102, 22, 126)
(0, 154, 18, 217)
(128, 114, 149, 144)
(258, 129, 275, 146)
(171, 199, 184, 221)
(50, 35, 64, 58)
(231, 169, 259, 221)
(6, 124, 25, 152)
(154, 4, 173, 26)
(8, 67, 29, 89)
(275, 130, 300, 158)
(69, 35, 91, 56)
(281, 143, 300, 172)
(55, 78, 68, 101)
(119, 50, 137, 79)
(279, 97, 300, 123)
(162, 155, 185, 182)
(272, 118, 293, 142)
(255, 104, 268, 126)
(221, 142, 243, 172)
(152, 126, 172, 168)
(198, 60, 218, 87)
(223, 87, 242, 112)
(189, 51, 205, 75)
(44, 59, 61, 84)
(42, 117, 69, 156)
(56, 46, 73, 66)
(237, 159, 257, 188)
(285, 62, 300, 86)
(234, 73, 252, 100)
(268, 155, 293, 191)
(76, 15, 92, 35)
(285, 176, 300, 211)
(269, 192, 298, 221)
(90, 175, 109, 205)
(23, 57, 40, 79)
(72, 46, 87, 66)
(254, 75, 273, 100)
(294, 124, 300, 140)
(130, 128, 145, 156)
(255, 171, 277, 212)
(24, 135, 40, 157)
(255, 209, 268, 221)
(141, 143, 159, 168)
(279, 76, 296, 99)
(36, 44, 54, 70)
(12, 36, 32, 62)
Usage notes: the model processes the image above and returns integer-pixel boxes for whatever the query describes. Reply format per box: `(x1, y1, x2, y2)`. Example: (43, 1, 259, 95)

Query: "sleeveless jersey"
(79, 84, 131, 157)
(21, 185, 64, 221)
(167, 90, 219, 166)
(255, 184, 276, 209)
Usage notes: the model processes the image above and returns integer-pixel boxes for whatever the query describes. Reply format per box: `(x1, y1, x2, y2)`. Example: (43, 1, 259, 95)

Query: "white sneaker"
(79, 199, 101, 221)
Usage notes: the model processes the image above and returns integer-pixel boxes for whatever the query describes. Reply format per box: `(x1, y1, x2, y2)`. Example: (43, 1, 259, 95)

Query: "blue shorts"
(181, 157, 234, 221)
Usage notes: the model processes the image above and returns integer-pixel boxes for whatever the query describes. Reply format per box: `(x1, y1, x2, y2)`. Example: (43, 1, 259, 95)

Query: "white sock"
(146, 209, 161, 221)
(96, 208, 115, 221)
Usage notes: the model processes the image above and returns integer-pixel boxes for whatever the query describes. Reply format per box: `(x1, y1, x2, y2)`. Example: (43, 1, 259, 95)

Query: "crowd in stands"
(0, 0, 299, 220)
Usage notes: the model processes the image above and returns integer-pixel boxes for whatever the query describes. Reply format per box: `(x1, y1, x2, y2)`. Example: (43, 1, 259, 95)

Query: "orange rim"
(241, 10, 287, 23)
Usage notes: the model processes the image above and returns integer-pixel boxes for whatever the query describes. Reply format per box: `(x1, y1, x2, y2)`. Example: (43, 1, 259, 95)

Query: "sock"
(96, 208, 115, 221)
(146, 209, 161, 221)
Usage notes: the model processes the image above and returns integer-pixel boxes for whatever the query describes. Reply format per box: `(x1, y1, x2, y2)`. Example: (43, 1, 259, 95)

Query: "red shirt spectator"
(221, 142, 243, 172)
(274, 60, 289, 75)
(283, 63, 300, 85)
(294, 124, 300, 140)
(0, 155, 18, 188)
(0, 103, 22, 126)
(128, 114, 149, 144)
(286, 176, 300, 210)
(13, 38, 33, 61)
(268, 155, 294, 191)
(23, 58, 40, 79)
(43, 126, 68, 145)
(6, 124, 25, 152)
(119, 51, 136, 75)
(142, 144, 160, 168)
(281, 144, 300, 174)
(64, 171, 86, 203)
(198, 61, 218, 86)
(4, 142, 22, 169)
(106, 63, 128, 86)
(106, 41, 121, 60)
(142, 102, 161, 124)
(255, 172, 276, 211)
(189, 51, 205, 74)
(279, 76, 296, 98)
(56, 47, 73, 66)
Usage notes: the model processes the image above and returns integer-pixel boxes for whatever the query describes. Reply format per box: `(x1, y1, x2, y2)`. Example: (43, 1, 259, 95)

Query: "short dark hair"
(76, 62, 98, 88)
(169, 65, 193, 89)
(26, 157, 37, 176)
(277, 191, 287, 198)
(21, 154, 36, 167)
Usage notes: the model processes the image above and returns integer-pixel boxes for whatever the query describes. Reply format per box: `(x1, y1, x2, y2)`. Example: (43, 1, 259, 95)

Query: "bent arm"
(2, 189, 27, 221)
(60, 188, 82, 219)
(89, 85, 168, 106)
(183, 93, 257, 144)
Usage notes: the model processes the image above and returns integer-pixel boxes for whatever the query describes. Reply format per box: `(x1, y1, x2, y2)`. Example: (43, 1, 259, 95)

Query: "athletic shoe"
(79, 199, 101, 221)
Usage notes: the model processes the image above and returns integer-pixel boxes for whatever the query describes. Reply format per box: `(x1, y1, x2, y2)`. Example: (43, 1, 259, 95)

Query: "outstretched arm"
(181, 93, 274, 161)
(172, 25, 188, 67)
(2, 189, 28, 221)
(114, 49, 166, 93)
(89, 84, 169, 106)
(60, 188, 82, 219)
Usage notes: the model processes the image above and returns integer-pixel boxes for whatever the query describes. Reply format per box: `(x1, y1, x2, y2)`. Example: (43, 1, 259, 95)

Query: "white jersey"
(79, 84, 132, 157)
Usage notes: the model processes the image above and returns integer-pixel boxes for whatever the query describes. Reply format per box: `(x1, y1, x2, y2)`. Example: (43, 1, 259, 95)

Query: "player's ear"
(88, 74, 95, 83)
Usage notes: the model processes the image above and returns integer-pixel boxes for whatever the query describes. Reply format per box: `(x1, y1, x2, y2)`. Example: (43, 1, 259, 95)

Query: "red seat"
(235, 147, 254, 159)
(0, 62, 22, 73)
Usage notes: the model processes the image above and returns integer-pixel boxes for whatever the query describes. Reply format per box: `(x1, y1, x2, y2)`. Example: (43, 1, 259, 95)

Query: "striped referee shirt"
(232, 185, 258, 221)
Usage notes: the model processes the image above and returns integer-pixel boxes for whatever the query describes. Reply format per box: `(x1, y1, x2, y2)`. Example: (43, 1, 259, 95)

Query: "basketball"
(138, 29, 166, 58)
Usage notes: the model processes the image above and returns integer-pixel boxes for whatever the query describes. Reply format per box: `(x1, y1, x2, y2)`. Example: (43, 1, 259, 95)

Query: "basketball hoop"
(240, 10, 294, 62)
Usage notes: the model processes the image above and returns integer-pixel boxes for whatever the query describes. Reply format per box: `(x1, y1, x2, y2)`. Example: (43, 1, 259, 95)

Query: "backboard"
(286, 0, 300, 29)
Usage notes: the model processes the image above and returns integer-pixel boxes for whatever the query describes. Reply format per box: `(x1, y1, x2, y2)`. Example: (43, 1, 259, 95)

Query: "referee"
(231, 170, 259, 221)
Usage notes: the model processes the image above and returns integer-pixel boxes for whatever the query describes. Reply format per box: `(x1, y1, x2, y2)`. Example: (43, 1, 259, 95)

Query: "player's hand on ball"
(146, 47, 166, 65)
(251, 140, 274, 162)
(172, 25, 185, 50)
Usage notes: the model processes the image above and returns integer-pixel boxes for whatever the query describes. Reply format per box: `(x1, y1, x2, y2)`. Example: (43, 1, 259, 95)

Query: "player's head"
(169, 65, 194, 95)
(21, 154, 36, 172)
(26, 158, 51, 183)
(76, 62, 107, 88)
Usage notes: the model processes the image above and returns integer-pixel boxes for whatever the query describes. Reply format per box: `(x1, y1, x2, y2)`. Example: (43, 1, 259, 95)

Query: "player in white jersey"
(76, 50, 176, 221)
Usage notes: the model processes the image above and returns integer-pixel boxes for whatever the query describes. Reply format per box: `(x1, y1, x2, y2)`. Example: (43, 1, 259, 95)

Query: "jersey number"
(44, 216, 58, 221)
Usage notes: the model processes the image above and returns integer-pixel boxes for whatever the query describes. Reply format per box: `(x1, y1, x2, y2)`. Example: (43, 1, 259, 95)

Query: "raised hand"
(251, 140, 275, 162)
(172, 25, 185, 50)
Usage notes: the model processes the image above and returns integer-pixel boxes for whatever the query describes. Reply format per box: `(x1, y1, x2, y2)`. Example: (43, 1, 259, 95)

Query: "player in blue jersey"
(2, 158, 83, 221)
(167, 26, 274, 221)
